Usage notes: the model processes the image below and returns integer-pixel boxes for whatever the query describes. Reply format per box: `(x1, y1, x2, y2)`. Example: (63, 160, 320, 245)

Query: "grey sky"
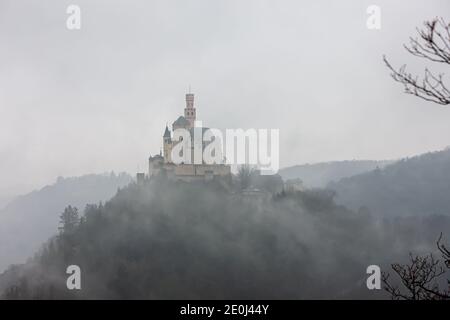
(1, 0, 450, 196)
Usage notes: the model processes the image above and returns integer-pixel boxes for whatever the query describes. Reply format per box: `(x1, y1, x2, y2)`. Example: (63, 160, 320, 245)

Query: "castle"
(139, 93, 231, 183)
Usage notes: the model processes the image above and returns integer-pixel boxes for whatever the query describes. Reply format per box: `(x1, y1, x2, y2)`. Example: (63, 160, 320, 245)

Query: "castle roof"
(172, 116, 190, 127)
(163, 125, 171, 137)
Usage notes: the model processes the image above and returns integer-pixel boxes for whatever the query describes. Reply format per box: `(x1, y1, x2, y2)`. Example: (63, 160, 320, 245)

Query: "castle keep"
(143, 93, 231, 182)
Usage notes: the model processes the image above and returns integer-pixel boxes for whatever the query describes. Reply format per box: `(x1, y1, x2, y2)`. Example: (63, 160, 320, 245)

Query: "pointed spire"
(163, 125, 171, 138)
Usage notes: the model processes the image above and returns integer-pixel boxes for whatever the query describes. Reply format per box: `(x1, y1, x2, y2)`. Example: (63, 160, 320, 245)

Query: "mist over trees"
(329, 148, 450, 217)
(1, 150, 449, 299)
(279, 160, 392, 189)
(0, 173, 132, 272)
(0, 173, 448, 299)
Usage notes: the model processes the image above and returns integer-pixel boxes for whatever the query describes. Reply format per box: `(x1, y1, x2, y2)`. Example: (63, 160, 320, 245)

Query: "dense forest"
(0, 173, 448, 299)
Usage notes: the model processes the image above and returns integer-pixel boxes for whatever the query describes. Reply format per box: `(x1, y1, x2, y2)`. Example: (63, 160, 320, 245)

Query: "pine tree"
(58, 206, 80, 235)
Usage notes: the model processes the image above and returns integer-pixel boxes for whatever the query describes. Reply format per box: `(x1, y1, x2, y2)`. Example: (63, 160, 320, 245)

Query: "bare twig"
(384, 17, 450, 106)
(382, 234, 450, 300)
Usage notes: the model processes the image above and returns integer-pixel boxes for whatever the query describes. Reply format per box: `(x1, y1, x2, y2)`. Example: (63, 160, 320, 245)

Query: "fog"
(1, 0, 450, 197)
(0, 173, 132, 272)
(2, 178, 447, 299)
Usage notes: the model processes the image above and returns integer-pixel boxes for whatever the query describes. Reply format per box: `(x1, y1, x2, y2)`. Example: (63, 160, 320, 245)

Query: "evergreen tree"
(58, 206, 80, 235)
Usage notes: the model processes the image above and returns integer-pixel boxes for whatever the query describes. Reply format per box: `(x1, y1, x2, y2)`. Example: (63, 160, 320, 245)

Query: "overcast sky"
(1, 0, 450, 196)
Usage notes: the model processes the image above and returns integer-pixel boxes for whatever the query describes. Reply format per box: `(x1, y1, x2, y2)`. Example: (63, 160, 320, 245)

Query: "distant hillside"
(0, 173, 132, 272)
(279, 160, 392, 188)
(329, 148, 450, 217)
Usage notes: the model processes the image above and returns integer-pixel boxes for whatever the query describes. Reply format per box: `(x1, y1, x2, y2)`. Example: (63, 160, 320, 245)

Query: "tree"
(58, 206, 80, 235)
(237, 164, 256, 190)
(382, 234, 450, 300)
(384, 18, 450, 105)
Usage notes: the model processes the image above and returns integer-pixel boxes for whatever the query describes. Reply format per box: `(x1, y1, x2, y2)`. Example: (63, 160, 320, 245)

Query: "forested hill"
(1, 178, 447, 299)
(279, 160, 392, 188)
(329, 148, 450, 217)
(0, 173, 132, 272)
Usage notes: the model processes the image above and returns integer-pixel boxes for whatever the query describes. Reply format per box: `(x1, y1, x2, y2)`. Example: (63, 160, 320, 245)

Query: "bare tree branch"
(382, 235, 450, 300)
(384, 17, 450, 106)
(438, 233, 450, 268)
(404, 19, 450, 64)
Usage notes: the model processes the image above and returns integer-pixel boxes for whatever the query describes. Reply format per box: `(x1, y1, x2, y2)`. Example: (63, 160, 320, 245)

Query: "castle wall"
(163, 141, 173, 163)
(174, 164, 230, 177)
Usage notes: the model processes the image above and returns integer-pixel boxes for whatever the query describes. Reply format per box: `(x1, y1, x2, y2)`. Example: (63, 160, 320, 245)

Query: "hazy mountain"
(0, 173, 132, 272)
(330, 148, 450, 217)
(279, 160, 393, 188)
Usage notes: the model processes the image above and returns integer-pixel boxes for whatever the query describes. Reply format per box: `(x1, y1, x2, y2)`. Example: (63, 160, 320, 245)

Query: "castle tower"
(163, 125, 172, 163)
(184, 93, 196, 128)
